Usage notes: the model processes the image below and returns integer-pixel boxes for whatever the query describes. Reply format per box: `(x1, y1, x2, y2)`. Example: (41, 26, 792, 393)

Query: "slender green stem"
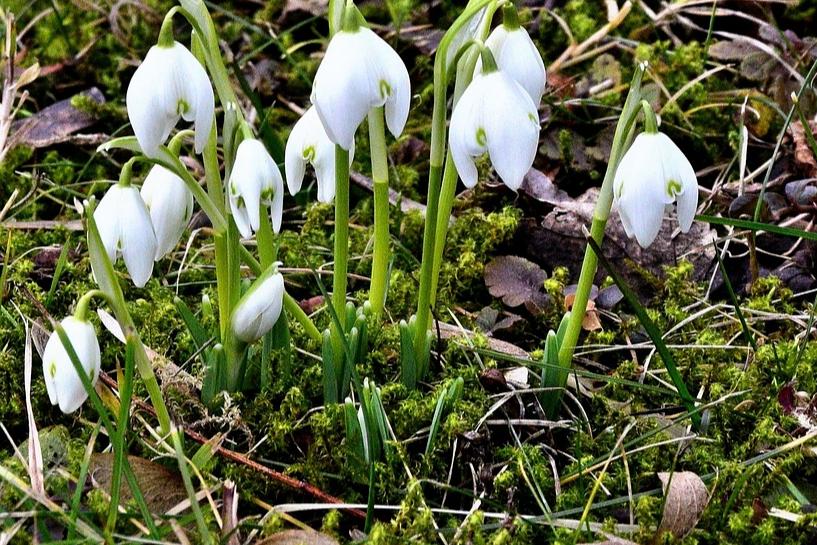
(364, 460, 376, 533)
(333, 145, 351, 329)
(556, 64, 647, 374)
(73, 289, 106, 322)
(641, 100, 658, 134)
(368, 107, 390, 317)
(412, 164, 442, 357)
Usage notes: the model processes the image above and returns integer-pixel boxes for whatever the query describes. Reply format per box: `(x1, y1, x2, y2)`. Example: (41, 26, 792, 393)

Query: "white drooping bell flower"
(42, 317, 101, 414)
(228, 138, 285, 238)
(94, 184, 157, 287)
(476, 7, 546, 105)
(613, 132, 699, 248)
(231, 267, 285, 343)
(449, 61, 540, 191)
(140, 165, 194, 260)
(126, 41, 214, 158)
(311, 13, 410, 150)
(285, 106, 355, 203)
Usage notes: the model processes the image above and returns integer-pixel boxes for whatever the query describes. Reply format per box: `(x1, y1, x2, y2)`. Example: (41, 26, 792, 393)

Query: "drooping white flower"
(94, 184, 157, 287)
(285, 106, 355, 203)
(140, 165, 194, 260)
(231, 268, 285, 343)
(228, 138, 285, 238)
(42, 317, 101, 414)
(126, 41, 214, 158)
(449, 70, 540, 191)
(311, 26, 410, 150)
(476, 23, 546, 105)
(613, 132, 699, 248)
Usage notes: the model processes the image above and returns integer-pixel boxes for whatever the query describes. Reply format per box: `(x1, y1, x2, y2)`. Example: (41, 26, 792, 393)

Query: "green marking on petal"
(379, 80, 392, 100)
(261, 187, 274, 201)
(476, 127, 487, 147)
(303, 145, 316, 162)
(49, 361, 57, 378)
(528, 113, 538, 124)
(666, 179, 682, 197)
(176, 98, 190, 115)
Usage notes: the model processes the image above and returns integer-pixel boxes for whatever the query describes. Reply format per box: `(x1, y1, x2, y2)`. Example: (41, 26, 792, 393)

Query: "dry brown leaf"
(255, 529, 339, 545)
(790, 120, 817, 177)
(10, 88, 105, 149)
(90, 453, 187, 514)
(484, 256, 550, 312)
(565, 294, 602, 331)
(578, 538, 639, 545)
(657, 471, 709, 540)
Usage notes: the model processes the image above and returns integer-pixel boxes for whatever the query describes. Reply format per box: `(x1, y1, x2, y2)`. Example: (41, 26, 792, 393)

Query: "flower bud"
(140, 165, 194, 260)
(42, 317, 101, 414)
(231, 268, 285, 343)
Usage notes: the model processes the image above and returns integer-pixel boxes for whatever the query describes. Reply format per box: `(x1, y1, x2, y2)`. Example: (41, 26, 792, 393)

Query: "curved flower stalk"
(94, 182, 157, 288)
(228, 138, 285, 238)
(613, 131, 698, 247)
(126, 41, 214, 158)
(449, 65, 540, 191)
(42, 316, 101, 414)
(141, 165, 194, 260)
(231, 266, 285, 343)
(285, 106, 355, 203)
(311, 20, 410, 150)
(476, 6, 546, 105)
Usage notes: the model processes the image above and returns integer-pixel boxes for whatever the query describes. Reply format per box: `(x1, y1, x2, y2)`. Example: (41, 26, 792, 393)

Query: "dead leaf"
(657, 471, 709, 540)
(484, 256, 550, 313)
(10, 87, 105, 149)
(475, 306, 523, 335)
(437, 322, 529, 359)
(255, 529, 339, 545)
(565, 293, 602, 331)
(90, 453, 187, 514)
(520, 169, 572, 206)
(790, 120, 817, 177)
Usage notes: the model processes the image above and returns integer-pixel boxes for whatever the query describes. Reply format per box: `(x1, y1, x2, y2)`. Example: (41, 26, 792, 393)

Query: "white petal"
(94, 185, 124, 263)
(285, 107, 316, 196)
(312, 31, 372, 150)
(485, 74, 540, 191)
(449, 74, 489, 188)
(370, 30, 411, 139)
(445, 7, 488, 73)
(141, 165, 192, 259)
(126, 46, 180, 158)
(232, 272, 284, 342)
(42, 317, 100, 414)
(269, 167, 285, 234)
(485, 27, 546, 105)
(172, 44, 216, 154)
(118, 186, 157, 287)
(618, 189, 665, 248)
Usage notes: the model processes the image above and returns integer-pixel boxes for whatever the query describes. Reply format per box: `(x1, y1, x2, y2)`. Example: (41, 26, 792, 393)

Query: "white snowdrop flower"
(311, 24, 410, 150)
(140, 165, 194, 260)
(42, 317, 101, 414)
(613, 132, 699, 248)
(449, 69, 540, 191)
(94, 184, 157, 287)
(476, 15, 546, 105)
(285, 106, 355, 203)
(228, 138, 285, 238)
(231, 268, 285, 343)
(126, 41, 214, 158)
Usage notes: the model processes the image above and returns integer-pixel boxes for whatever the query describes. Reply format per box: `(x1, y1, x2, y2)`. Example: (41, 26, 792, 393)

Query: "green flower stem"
(223, 220, 244, 392)
(333, 145, 351, 330)
(555, 64, 647, 378)
(641, 100, 658, 134)
(414, 0, 497, 360)
(73, 289, 107, 322)
(157, 7, 180, 48)
(368, 106, 390, 317)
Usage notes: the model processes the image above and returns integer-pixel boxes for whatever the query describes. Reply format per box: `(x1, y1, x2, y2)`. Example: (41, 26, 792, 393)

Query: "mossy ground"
(2, 0, 817, 544)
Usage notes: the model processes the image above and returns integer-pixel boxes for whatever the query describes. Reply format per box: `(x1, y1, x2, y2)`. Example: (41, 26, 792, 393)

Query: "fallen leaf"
(10, 87, 105, 149)
(565, 293, 602, 331)
(520, 169, 571, 206)
(790, 120, 817, 177)
(657, 471, 709, 540)
(484, 256, 550, 312)
(475, 306, 523, 335)
(255, 529, 339, 545)
(90, 453, 187, 514)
